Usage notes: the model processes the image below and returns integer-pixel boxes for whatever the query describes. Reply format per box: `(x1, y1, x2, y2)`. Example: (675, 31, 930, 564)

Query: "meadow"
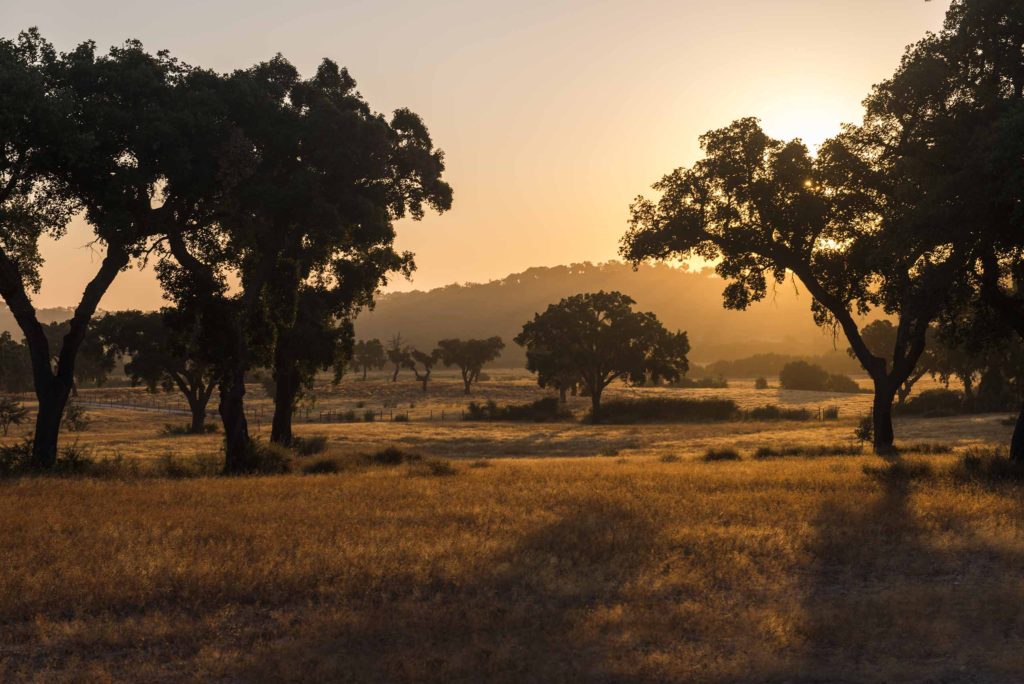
(1, 373, 1021, 682)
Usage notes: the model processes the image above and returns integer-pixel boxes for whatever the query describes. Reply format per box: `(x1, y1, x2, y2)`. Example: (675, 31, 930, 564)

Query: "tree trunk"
(462, 369, 471, 395)
(270, 339, 302, 446)
(30, 379, 72, 469)
(219, 369, 252, 474)
(871, 379, 897, 454)
(362, 365, 367, 381)
(590, 387, 602, 423)
(1011, 400, 1024, 464)
(392, 364, 400, 382)
(188, 398, 207, 434)
(558, 386, 567, 404)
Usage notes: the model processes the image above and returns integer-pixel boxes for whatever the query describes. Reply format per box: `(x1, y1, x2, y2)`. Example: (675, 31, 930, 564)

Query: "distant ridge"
(0, 306, 77, 338)
(355, 261, 865, 366)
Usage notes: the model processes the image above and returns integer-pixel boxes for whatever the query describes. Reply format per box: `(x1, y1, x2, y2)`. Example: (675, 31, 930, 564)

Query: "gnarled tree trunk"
(270, 342, 301, 446)
(219, 369, 252, 474)
(870, 378, 898, 454)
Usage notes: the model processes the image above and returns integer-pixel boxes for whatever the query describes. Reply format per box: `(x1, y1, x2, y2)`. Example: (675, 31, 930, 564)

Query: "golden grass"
(3, 454, 1024, 682)
(1, 376, 1018, 681)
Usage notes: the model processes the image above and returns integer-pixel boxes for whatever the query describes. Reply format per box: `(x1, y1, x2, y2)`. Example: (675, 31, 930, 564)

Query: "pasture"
(1, 374, 1021, 682)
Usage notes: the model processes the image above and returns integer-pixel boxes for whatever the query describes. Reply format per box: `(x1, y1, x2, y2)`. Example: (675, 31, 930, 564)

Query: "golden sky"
(5, 0, 950, 310)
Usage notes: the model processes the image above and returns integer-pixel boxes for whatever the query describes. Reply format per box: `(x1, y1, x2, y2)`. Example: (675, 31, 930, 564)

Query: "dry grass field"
(1, 375, 1022, 682)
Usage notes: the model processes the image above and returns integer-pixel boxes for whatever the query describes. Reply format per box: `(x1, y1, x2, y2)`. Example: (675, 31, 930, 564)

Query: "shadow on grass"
(758, 468, 1024, 683)
(237, 497, 658, 683)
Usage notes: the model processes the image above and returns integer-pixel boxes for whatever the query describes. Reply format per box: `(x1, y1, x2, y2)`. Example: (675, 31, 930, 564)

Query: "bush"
(594, 398, 739, 424)
(896, 389, 964, 417)
(363, 410, 376, 422)
(754, 444, 862, 459)
(826, 373, 861, 393)
(659, 454, 681, 463)
(754, 377, 768, 390)
(854, 415, 873, 444)
(779, 361, 831, 391)
(900, 442, 953, 455)
(366, 446, 421, 465)
(821, 406, 840, 420)
(292, 435, 328, 456)
(0, 438, 33, 476)
(393, 413, 410, 422)
(746, 405, 813, 421)
(408, 458, 457, 477)
(0, 397, 29, 436)
(238, 440, 292, 475)
(703, 448, 741, 462)
(302, 458, 341, 474)
(465, 397, 572, 422)
(62, 403, 91, 432)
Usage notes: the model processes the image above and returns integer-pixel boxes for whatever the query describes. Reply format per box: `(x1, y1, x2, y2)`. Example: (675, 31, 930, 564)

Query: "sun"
(756, 91, 861, 152)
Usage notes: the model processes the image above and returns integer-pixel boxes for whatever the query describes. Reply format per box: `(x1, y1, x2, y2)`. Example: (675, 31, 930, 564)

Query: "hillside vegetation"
(355, 262, 870, 366)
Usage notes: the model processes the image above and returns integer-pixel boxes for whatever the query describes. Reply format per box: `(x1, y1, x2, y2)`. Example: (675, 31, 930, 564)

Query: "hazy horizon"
(4, 0, 950, 309)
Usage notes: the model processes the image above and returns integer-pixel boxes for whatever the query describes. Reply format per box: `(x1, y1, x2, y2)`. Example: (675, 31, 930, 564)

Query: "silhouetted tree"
(437, 337, 505, 394)
(39, 320, 116, 395)
(850, 321, 936, 406)
(353, 339, 387, 380)
(0, 332, 32, 393)
(387, 334, 409, 383)
(94, 310, 217, 434)
(161, 57, 450, 466)
(514, 291, 689, 421)
(403, 348, 441, 393)
(622, 118, 963, 452)
(0, 30, 227, 468)
(853, 0, 1024, 458)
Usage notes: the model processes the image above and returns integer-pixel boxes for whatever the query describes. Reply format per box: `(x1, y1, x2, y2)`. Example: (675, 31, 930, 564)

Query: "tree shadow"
(758, 468, 1024, 683)
(236, 497, 659, 683)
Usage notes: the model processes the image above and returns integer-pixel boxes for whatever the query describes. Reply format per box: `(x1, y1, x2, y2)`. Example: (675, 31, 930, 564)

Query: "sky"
(2, 0, 951, 310)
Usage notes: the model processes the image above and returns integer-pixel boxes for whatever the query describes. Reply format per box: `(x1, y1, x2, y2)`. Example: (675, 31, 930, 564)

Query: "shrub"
(821, 406, 840, 420)
(896, 389, 964, 417)
(238, 440, 292, 475)
(826, 373, 861, 393)
(0, 397, 29, 436)
(465, 397, 572, 422)
(366, 446, 421, 465)
(754, 444, 862, 459)
(53, 442, 93, 475)
(779, 361, 831, 391)
(659, 454, 681, 463)
(363, 410, 376, 422)
(595, 398, 739, 424)
(343, 410, 358, 422)
(409, 458, 457, 477)
(0, 438, 33, 476)
(703, 448, 741, 461)
(292, 435, 328, 456)
(355, 401, 366, 408)
(854, 415, 873, 444)
(900, 442, 953, 455)
(746, 405, 813, 421)
(62, 403, 91, 432)
(393, 413, 410, 422)
(754, 377, 768, 390)
(302, 458, 341, 474)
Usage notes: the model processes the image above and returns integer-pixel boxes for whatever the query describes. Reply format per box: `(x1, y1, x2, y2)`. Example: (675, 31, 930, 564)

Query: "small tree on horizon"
(437, 337, 505, 394)
(514, 291, 690, 421)
(403, 348, 441, 393)
(353, 339, 387, 380)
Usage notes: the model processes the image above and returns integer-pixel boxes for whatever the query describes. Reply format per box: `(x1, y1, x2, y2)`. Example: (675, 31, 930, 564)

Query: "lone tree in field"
(353, 339, 387, 380)
(437, 337, 505, 394)
(622, 117, 963, 452)
(514, 291, 690, 421)
(403, 348, 441, 393)
(94, 310, 218, 435)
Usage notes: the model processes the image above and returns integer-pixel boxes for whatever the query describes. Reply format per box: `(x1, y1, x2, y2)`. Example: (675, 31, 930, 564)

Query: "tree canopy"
(437, 337, 505, 394)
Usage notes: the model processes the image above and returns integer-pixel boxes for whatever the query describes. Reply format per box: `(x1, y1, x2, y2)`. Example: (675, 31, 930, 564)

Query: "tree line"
(622, 0, 1024, 457)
